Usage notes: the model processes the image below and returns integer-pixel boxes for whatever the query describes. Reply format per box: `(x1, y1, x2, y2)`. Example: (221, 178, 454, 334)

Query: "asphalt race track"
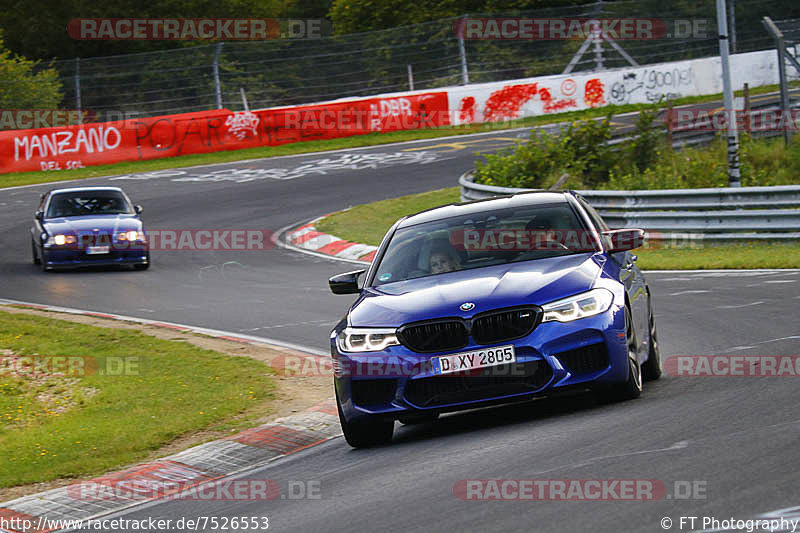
(1, 126, 799, 532)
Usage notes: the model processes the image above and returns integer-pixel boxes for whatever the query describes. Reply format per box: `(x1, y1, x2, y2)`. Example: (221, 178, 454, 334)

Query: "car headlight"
(541, 288, 614, 322)
(337, 327, 400, 353)
(117, 231, 145, 241)
(51, 234, 77, 245)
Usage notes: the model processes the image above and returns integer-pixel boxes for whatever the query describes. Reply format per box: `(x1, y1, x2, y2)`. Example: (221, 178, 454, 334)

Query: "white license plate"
(86, 246, 110, 255)
(431, 345, 516, 375)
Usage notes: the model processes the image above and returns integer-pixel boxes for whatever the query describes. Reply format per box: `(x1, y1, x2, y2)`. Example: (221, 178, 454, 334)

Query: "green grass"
(317, 187, 462, 245)
(0, 84, 788, 190)
(0, 311, 275, 488)
(636, 242, 800, 270)
(315, 187, 800, 269)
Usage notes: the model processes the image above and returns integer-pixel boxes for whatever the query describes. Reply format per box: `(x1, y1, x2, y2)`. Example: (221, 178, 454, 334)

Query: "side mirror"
(35, 210, 44, 221)
(134, 205, 143, 214)
(603, 229, 646, 253)
(329, 269, 365, 295)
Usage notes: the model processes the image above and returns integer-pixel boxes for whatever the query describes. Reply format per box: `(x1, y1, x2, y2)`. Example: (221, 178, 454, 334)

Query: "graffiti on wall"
(608, 66, 694, 105)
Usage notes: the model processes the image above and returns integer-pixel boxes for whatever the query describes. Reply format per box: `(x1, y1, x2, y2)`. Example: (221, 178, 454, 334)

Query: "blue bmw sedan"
(31, 187, 149, 271)
(329, 191, 661, 448)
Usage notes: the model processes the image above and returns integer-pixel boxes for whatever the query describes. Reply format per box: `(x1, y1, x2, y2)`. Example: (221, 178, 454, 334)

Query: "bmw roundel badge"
(460, 302, 475, 312)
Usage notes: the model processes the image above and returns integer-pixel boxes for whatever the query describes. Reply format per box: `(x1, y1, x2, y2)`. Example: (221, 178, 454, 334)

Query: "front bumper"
(42, 247, 149, 269)
(333, 305, 628, 423)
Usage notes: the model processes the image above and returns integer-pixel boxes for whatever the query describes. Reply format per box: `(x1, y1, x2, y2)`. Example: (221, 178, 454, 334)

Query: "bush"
(474, 103, 800, 190)
(474, 114, 615, 189)
(0, 32, 62, 109)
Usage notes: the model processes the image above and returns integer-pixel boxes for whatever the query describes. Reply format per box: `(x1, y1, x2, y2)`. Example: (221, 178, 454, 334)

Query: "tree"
(0, 32, 63, 109)
(328, 0, 587, 34)
(0, 0, 293, 61)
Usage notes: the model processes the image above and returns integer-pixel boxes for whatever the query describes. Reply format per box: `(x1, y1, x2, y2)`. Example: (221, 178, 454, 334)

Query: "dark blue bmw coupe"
(328, 191, 661, 448)
(31, 187, 149, 271)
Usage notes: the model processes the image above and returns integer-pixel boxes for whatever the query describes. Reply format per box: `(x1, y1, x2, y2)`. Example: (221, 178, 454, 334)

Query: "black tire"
(398, 413, 439, 425)
(32, 241, 41, 265)
(598, 307, 642, 402)
(641, 295, 662, 382)
(336, 391, 394, 448)
(39, 250, 51, 272)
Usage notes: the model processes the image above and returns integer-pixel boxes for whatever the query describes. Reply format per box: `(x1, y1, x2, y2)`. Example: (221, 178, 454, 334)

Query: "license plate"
(86, 246, 110, 255)
(431, 345, 516, 375)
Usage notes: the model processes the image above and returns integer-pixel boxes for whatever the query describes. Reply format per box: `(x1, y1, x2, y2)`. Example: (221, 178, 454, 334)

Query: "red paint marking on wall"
(483, 83, 539, 122)
(459, 96, 476, 123)
(544, 98, 577, 113)
(584, 78, 606, 108)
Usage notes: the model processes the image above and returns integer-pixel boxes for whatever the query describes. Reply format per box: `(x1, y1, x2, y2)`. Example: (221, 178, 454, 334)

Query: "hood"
(43, 215, 142, 235)
(349, 253, 604, 327)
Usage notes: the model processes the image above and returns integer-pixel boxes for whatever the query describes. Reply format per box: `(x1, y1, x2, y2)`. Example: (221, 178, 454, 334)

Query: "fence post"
(407, 64, 414, 91)
(666, 100, 674, 149)
(458, 17, 469, 85)
(763, 16, 793, 146)
(743, 83, 750, 133)
(213, 43, 223, 109)
(74, 57, 82, 125)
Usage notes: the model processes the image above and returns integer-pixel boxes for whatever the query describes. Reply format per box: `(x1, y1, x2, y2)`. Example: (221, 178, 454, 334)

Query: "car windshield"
(46, 191, 134, 218)
(372, 202, 596, 286)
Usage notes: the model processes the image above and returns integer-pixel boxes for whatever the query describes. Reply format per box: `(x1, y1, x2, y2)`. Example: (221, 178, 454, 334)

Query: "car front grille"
(555, 343, 610, 375)
(472, 307, 540, 344)
(404, 360, 553, 408)
(398, 321, 468, 353)
(397, 306, 542, 353)
(78, 233, 113, 247)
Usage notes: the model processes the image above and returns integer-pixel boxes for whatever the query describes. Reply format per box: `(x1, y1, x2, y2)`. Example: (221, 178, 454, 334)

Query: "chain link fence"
(32, 0, 800, 121)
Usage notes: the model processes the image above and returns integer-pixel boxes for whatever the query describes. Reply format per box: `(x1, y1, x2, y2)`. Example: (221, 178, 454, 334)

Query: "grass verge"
(315, 187, 800, 269)
(0, 84, 787, 190)
(0, 310, 275, 488)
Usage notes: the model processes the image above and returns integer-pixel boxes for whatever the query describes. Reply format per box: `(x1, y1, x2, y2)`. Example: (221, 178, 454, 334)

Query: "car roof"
(397, 191, 574, 228)
(48, 187, 125, 195)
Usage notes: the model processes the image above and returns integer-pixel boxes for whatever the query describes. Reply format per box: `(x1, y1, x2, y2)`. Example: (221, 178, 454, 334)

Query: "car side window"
(578, 198, 609, 232)
(576, 197, 614, 250)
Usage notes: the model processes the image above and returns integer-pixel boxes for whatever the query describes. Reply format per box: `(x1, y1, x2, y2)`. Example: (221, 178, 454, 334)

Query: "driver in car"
(429, 248, 461, 274)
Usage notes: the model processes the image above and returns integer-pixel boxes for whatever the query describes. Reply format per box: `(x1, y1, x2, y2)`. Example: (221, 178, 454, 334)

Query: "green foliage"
(0, 33, 63, 109)
(0, 0, 291, 60)
(329, 0, 598, 34)
(626, 102, 661, 172)
(474, 103, 800, 191)
(474, 114, 615, 189)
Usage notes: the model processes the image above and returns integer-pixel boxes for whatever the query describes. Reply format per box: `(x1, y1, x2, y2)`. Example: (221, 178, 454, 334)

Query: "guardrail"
(459, 171, 800, 241)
